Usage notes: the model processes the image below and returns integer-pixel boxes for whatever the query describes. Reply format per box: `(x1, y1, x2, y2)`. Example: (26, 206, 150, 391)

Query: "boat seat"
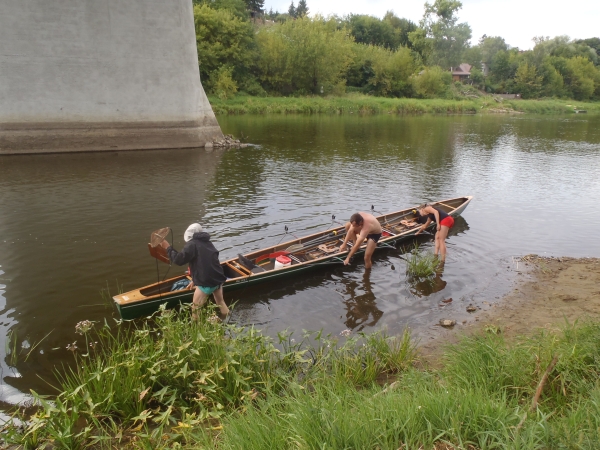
(238, 254, 266, 273)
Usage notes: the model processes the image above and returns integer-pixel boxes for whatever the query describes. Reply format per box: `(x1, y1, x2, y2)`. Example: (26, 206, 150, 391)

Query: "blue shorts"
(197, 285, 221, 295)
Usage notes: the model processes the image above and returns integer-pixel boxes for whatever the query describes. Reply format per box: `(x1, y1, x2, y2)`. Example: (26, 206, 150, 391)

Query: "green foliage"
(514, 62, 543, 98)
(346, 44, 415, 97)
(244, 0, 264, 15)
(193, 0, 248, 19)
(551, 56, 600, 100)
(346, 14, 398, 49)
(296, 0, 308, 18)
(404, 244, 440, 278)
(194, 4, 255, 90)
(213, 66, 238, 99)
(369, 47, 415, 97)
(411, 0, 472, 68)
(255, 17, 354, 94)
(190, 6, 597, 102)
(4, 307, 414, 449)
(412, 66, 452, 98)
(383, 12, 417, 49)
(217, 322, 600, 449)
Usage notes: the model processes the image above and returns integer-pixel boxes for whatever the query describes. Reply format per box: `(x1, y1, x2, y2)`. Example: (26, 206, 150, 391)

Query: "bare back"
(357, 212, 382, 235)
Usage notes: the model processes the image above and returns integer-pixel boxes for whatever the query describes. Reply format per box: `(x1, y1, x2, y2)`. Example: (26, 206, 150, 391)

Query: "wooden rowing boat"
(113, 196, 472, 320)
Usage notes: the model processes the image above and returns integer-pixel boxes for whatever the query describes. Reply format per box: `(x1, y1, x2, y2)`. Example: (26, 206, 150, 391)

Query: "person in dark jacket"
(160, 223, 229, 317)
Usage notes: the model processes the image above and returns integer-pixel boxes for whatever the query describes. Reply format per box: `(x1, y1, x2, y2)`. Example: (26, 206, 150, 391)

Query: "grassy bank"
(4, 307, 600, 449)
(209, 93, 600, 116)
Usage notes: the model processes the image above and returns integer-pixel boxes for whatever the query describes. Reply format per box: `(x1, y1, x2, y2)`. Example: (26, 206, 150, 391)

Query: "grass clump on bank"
(214, 322, 600, 449)
(209, 93, 600, 116)
(5, 306, 600, 449)
(3, 305, 413, 449)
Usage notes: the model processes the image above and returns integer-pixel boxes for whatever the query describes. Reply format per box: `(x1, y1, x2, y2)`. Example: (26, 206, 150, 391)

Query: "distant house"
(450, 63, 472, 82)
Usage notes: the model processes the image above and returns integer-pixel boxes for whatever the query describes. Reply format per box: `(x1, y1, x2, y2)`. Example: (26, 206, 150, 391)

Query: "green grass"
(2, 305, 414, 449)
(213, 322, 600, 449)
(209, 93, 600, 116)
(5, 306, 600, 449)
(404, 244, 440, 279)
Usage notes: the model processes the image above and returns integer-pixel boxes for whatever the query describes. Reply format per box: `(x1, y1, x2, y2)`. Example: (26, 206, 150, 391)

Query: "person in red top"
(415, 204, 455, 263)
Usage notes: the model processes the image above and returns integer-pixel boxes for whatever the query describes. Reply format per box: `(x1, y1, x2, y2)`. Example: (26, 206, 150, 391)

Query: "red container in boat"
(274, 255, 291, 269)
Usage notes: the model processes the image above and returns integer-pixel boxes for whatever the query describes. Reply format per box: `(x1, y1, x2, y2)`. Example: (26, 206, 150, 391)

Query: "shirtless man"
(339, 212, 382, 270)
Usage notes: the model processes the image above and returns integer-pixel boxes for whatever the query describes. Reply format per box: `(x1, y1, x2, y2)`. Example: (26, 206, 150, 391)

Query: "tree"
(193, 0, 248, 19)
(382, 12, 417, 48)
(412, 66, 452, 98)
(576, 37, 600, 60)
(244, 0, 264, 15)
(409, 0, 471, 68)
(346, 15, 397, 49)
(296, 0, 309, 17)
(479, 36, 508, 64)
(255, 17, 354, 94)
(514, 62, 542, 98)
(369, 46, 415, 96)
(194, 4, 255, 91)
(288, 1, 296, 18)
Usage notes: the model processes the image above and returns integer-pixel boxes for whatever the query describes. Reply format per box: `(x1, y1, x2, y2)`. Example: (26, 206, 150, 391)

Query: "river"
(1, 113, 599, 407)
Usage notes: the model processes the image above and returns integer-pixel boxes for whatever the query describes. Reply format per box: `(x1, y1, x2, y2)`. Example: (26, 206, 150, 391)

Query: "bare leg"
(438, 226, 450, 262)
(364, 238, 377, 270)
(192, 287, 209, 320)
(212, 286, 229, 316)
(434, 230, 440, 256)
(343, 222, 358, 250)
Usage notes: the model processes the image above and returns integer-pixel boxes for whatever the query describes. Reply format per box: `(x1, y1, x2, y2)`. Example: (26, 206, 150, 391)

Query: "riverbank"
(4, 256, 600, 449)
(209, 94, 600, 116)
(419, 255, 600, 365)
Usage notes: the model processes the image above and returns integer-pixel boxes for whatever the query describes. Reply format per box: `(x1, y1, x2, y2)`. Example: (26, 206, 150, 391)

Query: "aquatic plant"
(404, 244, 440, 279)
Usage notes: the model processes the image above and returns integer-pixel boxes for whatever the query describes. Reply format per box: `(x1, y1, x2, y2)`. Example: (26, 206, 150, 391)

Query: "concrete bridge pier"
(0, 0, 222, 155)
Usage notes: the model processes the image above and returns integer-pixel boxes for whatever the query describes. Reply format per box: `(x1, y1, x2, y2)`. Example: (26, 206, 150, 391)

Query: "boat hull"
(114, 196, 472, 320)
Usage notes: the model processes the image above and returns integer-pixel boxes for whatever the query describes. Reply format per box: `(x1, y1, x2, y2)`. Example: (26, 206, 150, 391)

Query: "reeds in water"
(404, 244, 440, 279)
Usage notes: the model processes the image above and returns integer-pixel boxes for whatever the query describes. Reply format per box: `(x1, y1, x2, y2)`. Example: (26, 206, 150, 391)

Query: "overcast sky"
(265, 0, 600, 50)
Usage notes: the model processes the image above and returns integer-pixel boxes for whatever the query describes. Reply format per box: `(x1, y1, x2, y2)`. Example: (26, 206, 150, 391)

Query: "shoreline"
(418, 255, 600, 364)
(210, 94, 600, 116)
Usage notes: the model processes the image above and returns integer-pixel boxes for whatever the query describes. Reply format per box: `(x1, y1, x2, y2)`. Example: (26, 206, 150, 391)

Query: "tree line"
(192, 0, 600, 101)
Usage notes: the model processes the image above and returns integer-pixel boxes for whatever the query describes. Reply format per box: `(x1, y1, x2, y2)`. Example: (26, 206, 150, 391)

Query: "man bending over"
(339, 212, 382, 270)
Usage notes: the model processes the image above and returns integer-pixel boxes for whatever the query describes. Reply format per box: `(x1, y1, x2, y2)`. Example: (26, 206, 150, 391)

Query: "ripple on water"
(1, 114, 600, 404)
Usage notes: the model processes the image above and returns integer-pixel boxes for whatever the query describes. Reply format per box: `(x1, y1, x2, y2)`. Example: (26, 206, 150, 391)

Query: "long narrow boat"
(113, 196, 472, 319)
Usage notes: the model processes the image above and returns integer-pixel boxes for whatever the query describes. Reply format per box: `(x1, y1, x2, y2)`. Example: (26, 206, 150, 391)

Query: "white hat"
(184, 223, 203, 242)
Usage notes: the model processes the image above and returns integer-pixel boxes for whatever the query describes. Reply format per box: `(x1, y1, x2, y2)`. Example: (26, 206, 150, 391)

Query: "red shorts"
(440, 216, 454, 228)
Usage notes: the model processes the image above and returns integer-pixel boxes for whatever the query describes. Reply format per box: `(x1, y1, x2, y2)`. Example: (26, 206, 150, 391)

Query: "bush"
(212, 66, 238, 99)
(412, 66, 452, 98)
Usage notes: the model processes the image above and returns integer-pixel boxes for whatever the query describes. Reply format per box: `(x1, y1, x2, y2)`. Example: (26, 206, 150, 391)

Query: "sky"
(265, 0, 600, 50)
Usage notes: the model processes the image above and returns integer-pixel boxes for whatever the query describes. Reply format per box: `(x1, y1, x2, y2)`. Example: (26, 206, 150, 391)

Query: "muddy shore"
(419, 256, 600, 363)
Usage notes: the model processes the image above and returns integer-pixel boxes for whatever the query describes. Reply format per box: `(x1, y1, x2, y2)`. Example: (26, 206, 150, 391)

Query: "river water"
(1, 113, 600, 406)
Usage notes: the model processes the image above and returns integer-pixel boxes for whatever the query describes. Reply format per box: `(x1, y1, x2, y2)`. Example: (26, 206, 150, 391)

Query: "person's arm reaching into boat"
(344, 228, 368, 265)
(415, 216, 431, 235)
(415, 205, 440, 235)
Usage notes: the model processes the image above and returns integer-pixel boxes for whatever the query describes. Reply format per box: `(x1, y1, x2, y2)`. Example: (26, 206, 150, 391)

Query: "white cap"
(184, 223, 203, 242)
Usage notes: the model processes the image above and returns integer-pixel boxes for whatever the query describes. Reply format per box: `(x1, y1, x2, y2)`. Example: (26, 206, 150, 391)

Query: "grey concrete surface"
(0, 0, 222, 154)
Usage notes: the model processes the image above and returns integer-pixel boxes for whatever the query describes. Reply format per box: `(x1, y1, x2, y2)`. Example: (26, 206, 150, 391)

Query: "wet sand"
(419, 256, 600, 364)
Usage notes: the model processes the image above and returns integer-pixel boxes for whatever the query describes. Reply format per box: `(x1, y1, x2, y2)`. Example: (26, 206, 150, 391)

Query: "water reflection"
(1, 114, 600, 407)
(338, 269, 383, 331)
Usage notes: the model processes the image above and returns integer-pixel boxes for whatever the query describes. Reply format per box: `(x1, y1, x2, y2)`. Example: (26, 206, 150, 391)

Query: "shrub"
(412, 66, 452, 98)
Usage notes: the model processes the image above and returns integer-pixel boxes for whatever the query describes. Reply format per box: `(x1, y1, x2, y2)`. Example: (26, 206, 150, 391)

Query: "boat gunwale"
(114, 196, 472, 308)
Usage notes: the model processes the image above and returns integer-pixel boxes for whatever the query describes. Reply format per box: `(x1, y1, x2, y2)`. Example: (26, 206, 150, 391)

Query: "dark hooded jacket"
(166, 232, 226, 288)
